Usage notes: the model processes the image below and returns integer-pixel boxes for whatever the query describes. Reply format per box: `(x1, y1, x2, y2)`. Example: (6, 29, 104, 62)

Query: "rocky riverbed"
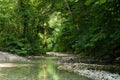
(56, 55, 120, 80)
(58, 62, 120, 80)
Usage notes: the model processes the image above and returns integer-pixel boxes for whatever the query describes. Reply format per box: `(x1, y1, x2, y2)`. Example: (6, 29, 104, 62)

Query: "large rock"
(0, 51, 28, 62)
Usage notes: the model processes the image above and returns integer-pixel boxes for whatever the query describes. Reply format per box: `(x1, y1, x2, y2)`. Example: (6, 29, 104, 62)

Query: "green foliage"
(0, 0, 120, 60)
(1, 34, 45, 56)
(47, 0, 120, 60)
(5, 37, 28, 56)
(0, 0, 48, 56)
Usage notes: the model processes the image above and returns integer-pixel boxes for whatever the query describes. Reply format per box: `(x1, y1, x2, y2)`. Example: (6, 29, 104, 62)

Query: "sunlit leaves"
(49, 12, 61, 27)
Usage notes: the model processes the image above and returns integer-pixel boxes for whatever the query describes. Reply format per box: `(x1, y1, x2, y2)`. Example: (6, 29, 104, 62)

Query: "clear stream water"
(0, 57, 92, 80)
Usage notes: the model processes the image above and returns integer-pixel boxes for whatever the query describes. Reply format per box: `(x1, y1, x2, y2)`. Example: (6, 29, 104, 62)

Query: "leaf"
(99, 0, 106, 4)
(85, 0, 93, 6)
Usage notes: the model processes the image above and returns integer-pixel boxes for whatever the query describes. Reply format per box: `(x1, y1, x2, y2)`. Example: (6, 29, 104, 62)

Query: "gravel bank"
(57, 57, 120, 80)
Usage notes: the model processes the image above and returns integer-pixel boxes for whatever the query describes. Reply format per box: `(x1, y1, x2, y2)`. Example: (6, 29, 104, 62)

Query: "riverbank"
(0, 51, 29, 62)
(46, 52, 120, 80)
(57, 56, 120, 80)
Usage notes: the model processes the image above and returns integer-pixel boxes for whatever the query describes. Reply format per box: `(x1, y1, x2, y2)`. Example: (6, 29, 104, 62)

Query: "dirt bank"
(0, 51, 29, 62)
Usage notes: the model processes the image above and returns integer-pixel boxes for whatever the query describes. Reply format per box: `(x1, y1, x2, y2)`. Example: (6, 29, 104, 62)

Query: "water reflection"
(38, 57, 60, 80)
(0, 57, 92, 80)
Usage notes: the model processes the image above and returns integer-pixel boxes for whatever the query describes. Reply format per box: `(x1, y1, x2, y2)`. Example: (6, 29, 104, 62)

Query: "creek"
(0, 57, 92, 80)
